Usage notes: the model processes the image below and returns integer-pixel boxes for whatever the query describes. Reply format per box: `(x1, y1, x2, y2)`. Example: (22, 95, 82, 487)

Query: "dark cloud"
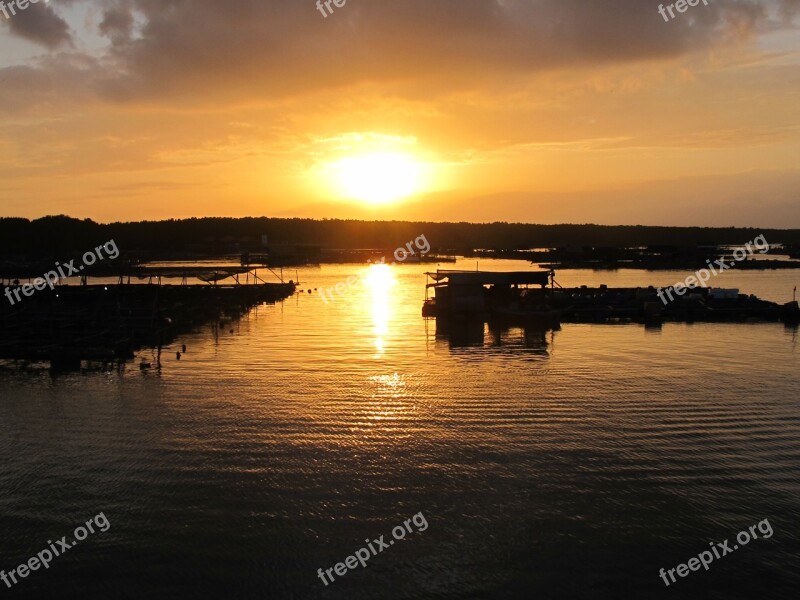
(98, 1, 134, 45)
(81, 0, 796, 102)
(1, 0, 798, 104)
(2, 0, 72, 48)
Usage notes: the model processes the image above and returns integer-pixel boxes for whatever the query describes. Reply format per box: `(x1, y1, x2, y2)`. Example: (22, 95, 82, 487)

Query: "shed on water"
(424, 269, 552, 314)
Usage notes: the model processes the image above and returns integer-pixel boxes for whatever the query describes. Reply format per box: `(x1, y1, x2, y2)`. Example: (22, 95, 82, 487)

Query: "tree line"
(1, 215, 799, 257)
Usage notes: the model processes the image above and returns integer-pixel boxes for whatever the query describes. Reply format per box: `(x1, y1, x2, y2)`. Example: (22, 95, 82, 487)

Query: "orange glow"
(364, 264, 396, 357)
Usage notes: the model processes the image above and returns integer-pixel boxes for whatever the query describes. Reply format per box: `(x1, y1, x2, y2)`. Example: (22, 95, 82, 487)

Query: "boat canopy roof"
(427, 270, 551, 287)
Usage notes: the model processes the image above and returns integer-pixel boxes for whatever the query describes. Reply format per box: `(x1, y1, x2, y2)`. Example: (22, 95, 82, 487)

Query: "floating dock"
(0, 267, 295, 369)
(423, 270, 800, 327)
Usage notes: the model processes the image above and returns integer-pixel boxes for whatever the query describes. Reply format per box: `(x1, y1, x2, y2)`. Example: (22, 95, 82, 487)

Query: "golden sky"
(1, 0, 799, 226)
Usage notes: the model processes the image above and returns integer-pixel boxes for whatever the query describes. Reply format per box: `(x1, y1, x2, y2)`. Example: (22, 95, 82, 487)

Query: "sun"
(332, 152, 422, 205)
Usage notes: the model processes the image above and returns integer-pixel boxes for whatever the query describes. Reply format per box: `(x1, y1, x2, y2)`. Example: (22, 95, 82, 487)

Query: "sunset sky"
(1, 0, 799, 226)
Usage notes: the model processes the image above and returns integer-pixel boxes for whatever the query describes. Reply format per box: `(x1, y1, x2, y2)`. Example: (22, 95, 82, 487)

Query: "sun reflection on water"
(363, 264, 396, 358)
(365, 372, 410, 424)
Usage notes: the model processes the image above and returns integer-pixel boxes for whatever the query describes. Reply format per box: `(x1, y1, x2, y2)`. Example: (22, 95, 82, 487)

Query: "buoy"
(181, 344, 187, 353)
(176, 352, 181, 360)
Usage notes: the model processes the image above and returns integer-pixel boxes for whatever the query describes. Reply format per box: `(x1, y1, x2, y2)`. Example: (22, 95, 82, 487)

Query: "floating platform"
(423, 270, 800, 327)
(0, 281, 295, 368)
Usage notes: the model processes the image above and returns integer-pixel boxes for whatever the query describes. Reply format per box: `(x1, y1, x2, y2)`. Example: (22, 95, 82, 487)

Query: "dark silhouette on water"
(0, 280, 295, 370)
(423, 270, 800, 327)
(3, 215, 800, 260)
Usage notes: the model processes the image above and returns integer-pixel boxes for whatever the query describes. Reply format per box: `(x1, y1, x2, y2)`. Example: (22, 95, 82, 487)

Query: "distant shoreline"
(2, 216, 800, 259)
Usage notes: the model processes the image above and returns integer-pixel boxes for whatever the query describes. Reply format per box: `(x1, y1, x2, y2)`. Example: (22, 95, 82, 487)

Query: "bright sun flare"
(333, 152, 422, 205)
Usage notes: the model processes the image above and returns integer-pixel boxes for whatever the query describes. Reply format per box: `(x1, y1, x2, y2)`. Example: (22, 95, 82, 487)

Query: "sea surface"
(1, 259, 799, 599)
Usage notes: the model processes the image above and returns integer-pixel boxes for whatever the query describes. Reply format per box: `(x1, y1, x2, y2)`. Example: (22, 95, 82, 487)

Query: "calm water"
(1, 259, 799, 599)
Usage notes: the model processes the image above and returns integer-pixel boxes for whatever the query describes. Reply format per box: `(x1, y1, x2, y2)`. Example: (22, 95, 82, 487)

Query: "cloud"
(2, 0, 72, 49)
(98, 1, 134, 45)
(1, 0, 797, 105)
(75, 0, 800, 102)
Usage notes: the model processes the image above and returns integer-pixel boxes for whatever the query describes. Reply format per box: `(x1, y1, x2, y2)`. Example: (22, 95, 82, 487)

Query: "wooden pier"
(0, 278, 295, 369)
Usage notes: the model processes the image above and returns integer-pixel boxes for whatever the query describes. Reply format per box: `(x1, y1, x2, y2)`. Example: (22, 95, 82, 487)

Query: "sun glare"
(333, 152, 422, 205)
(364, 263, 396, 357)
